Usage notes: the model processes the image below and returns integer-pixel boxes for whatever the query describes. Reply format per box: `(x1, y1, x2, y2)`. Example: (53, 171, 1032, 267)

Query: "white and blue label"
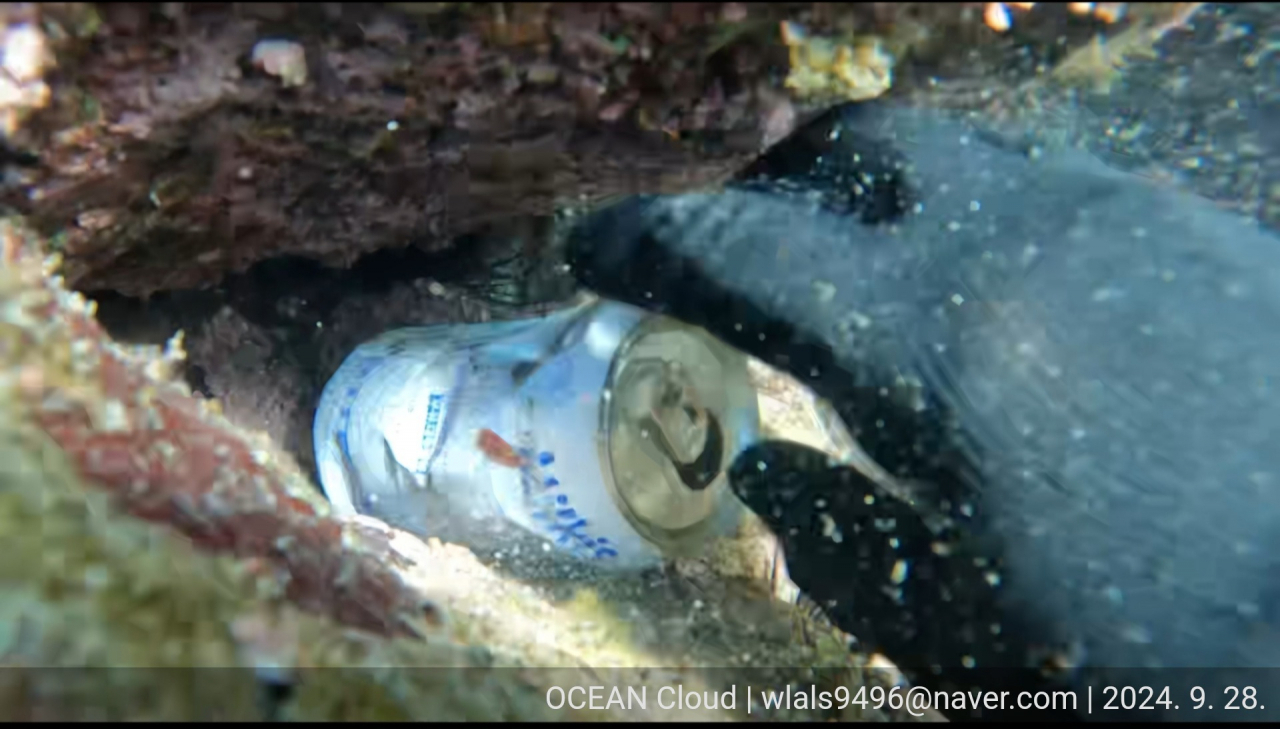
(513, 437, 620, 561)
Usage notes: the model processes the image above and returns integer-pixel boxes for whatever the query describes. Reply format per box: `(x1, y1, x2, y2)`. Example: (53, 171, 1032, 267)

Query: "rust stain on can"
(476, 428, 524, 468)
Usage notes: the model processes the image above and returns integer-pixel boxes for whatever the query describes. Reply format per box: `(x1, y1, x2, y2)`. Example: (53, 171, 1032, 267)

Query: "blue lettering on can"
(414, 392, 448, 475)
(512, 438, 616, 560)
(331, 354, 389, 465)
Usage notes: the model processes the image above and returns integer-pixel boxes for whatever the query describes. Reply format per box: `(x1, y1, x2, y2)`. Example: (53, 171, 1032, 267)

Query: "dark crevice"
(85, 215, 578, 490)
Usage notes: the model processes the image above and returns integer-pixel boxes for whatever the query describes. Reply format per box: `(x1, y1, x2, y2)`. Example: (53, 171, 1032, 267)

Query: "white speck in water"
(889, 537, 900, 549)
(959, 135, 971, 146)
(315, 321, 323, 328)
(1105, 586, 1124, 605)
(815, 498, 827, 509)
(913, 202, 925, 214)
(83, 565, 111, 590)
(990, 623, 1002, 635)
(951, 293, 965, 305)
(947, 221, 962, 232)
(864, 494, 876, 505)
(820, 513, 843, 543)
(875, 419, 885, 429)
(1121, 624, 1153, 644)
(1071, 428, 1087, 440)
(959, 503, 975, 518)
(810, 367, 820, 378)
(847, 311, 873, 330)
(962, 655, 976, 668)
(644, 291, 654, 299)
(1139, 324, 1155, 336)
(811, 279, 837, 303)
(693, 599, 704, 610)
(890, 559, 909, 584)
(932, 542, 951, 556)
(1161, 269, 1177, 282)
(757, 333, 766, 341)
(542, 542, 552, 552)
(969, 200, 981, 212)
(100, 400, 129, 432)
(1132, 227, 1147, 239)
(756, 461, 768, 472)
(1091, 287, 1115, 302)
(427, 281, 446, 296)
(387, 120, 400, 131)
(734, 322, 743, 331)
(640, 429, 650, 439)
(985, 571, 1001, 587)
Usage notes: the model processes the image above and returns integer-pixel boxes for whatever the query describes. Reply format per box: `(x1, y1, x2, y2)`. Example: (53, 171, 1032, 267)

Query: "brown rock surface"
(5, 2, 1139, 297)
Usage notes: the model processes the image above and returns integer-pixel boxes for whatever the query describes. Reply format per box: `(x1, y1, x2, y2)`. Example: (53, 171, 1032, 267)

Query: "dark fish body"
(569, 103, 1280, 719)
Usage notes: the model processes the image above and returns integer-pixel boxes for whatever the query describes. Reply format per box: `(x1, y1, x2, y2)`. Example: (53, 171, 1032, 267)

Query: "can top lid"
(601, 315, 759, 554)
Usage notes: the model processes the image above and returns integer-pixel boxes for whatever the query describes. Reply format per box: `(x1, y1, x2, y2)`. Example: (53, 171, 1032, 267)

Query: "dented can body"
(312, 298, 760, 569)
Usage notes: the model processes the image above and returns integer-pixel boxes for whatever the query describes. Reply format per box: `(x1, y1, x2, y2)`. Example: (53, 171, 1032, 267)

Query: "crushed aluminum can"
(312, 297, 761, 569)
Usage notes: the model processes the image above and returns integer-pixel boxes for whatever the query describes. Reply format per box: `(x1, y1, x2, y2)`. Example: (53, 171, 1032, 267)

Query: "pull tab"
(641, 370, 724, 491)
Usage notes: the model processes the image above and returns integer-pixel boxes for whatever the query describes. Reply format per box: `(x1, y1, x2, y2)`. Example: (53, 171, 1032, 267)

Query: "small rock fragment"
(984, 3, 1013, 33)
(525, 62, 561, 85)
(779, 21, 892, 102)
(251, 39, 307, 88)
(811, 279, 837, 304)
(0, 22, 51, 136)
